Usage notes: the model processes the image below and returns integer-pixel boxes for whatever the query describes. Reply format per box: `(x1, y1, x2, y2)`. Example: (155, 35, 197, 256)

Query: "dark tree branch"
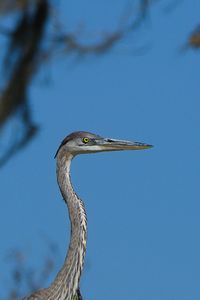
(0, 0, 49, 166)
(0, 0, 49, 126)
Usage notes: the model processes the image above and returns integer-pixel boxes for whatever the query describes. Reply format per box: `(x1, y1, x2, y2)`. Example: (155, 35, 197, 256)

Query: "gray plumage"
(23, 131, 152, 300)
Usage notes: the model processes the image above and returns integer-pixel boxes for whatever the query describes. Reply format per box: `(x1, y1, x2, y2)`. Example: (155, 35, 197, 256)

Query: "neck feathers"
(47, 153, 87, 300)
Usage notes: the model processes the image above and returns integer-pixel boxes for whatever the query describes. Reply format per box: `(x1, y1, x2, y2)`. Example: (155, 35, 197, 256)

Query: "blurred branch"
(180, 24, 200, 53)
(0, 0, 48, 166)
(50, 0, 151, 56)
(163, 0, 183, 14)
(4, 242, 58, 300)
(187, 25, 200, 49)
(0, 0, 30, 14)
(0, 0, 48, 125)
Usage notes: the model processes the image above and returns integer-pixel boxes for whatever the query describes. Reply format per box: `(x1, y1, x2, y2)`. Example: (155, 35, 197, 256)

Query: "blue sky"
(0, 1, 200, 299)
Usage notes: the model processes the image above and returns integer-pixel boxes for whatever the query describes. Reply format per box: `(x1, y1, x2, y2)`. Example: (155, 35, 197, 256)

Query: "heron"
(24, 131, 152, 300)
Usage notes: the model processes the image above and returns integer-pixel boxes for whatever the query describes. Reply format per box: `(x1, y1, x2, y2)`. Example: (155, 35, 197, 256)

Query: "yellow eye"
(82, 137, 90, 144)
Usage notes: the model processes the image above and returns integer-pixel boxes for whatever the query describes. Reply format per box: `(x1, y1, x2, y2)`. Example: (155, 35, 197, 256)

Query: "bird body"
(24, 131, 152, 300)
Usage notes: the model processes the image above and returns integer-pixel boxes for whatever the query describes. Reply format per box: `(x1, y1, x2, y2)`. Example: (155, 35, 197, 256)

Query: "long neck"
(48, 153, 87, 300)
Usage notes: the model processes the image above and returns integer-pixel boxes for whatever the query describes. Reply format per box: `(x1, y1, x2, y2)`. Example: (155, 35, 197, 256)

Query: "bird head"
(55, 131, 152, 158)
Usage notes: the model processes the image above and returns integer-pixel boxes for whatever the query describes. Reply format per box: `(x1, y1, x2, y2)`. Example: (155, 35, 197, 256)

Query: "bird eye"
(82, 137, 90, 144)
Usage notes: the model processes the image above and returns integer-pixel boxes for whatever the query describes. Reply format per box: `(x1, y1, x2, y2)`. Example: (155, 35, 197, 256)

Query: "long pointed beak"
(97, 138, 153, 151)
